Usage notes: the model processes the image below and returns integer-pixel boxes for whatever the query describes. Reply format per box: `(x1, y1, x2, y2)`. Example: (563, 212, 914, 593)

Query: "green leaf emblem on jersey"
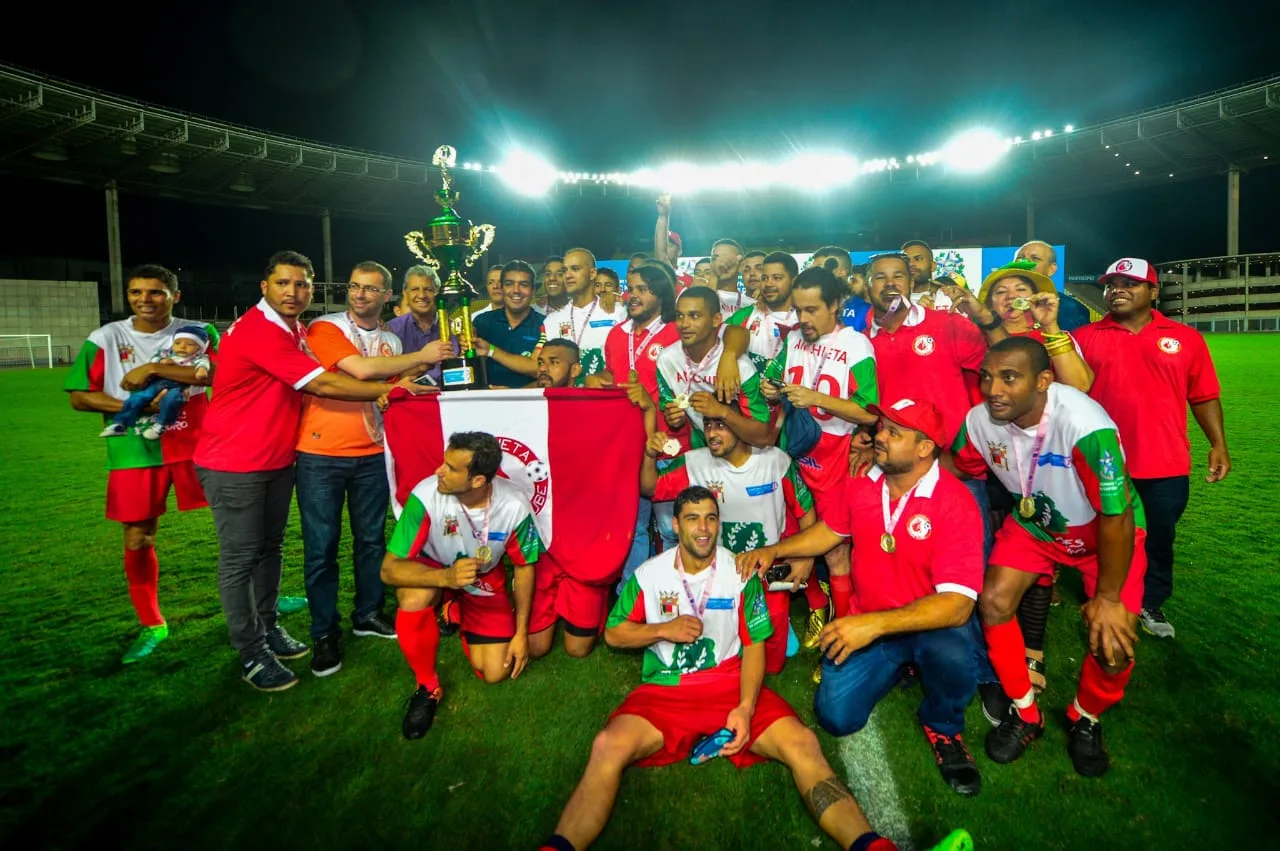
(1029, 493, 1070, 533)
(721, 521, 767, 554)
(670, 637, 716, 674)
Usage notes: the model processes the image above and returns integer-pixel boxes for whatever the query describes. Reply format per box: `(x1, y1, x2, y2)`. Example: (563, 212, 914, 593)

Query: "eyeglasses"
(347, 284, 387, 295)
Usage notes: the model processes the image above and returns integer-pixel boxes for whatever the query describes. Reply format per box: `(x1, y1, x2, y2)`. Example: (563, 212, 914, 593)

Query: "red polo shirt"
(1074, 310, 1220, 479)
(604, 318, 681, 402)
(867, 304, 988, 476)
(195, 299, 326, 473)
(825, 461, 984, 614)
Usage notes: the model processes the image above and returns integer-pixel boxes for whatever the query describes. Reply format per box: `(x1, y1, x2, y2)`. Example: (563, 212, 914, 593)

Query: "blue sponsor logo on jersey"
(487, 531, 507, 542)
(1038, 452, 1074, 469)
(705, 597, 735, 610)
(745, 482, 778, 497)
(588, 319, 615, 328)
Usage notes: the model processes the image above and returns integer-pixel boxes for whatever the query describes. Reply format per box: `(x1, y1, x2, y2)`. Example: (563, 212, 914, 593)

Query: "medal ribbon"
(346, 313, 386, 444)
(627, 317, 666, 372)
(456, 495, 493, 563)
(674, 547, 717, 618)
(682, 338, 723, 397)
(1010, 406, 1052, 504)
(881, 479, 920, 546)
(569, 299, 598, 346)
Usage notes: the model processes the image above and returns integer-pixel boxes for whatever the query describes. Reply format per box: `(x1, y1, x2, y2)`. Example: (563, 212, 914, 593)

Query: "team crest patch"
(987, 441, 1009, 470)
(443, 515, 460, 536)
(378, 342, 394, 357)
(118, 344, 135, 363)
(1098, 450, 1117, 481)
(749, 318, 762, 334)
(493, 436, 551, 514)
(647, 343, 662, 360)
(658, 591, 680, 617)
(912, 335, 935, 356)
(559, 322, 572, 337)
(705, 481, 725, 503)
(907, 514, 932, 540)
(1157, 337, 1181, 354)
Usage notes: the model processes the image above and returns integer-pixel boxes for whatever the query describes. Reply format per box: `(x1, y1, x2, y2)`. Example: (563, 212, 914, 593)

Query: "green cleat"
(277, 595, 308, 616)
(927, 829, 974, 851)
(122, 624, 169, 665)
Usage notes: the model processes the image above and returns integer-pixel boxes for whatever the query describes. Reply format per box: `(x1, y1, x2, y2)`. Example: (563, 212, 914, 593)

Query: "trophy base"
(440, 355, 489, 391)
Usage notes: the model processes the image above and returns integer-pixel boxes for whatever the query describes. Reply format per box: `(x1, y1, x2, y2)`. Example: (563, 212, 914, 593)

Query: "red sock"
(395, 608, 440, 691)
(804, 577, 829, 610)
(829, 573, 853, 618)
(1069, 654, 1134, 721)
(123, 547, 163, 627)
(763, 588, 790, 674)
(983, 619, 1040, 723)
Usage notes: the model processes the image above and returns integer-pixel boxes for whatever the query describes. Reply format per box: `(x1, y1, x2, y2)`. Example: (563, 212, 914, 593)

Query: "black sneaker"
(979, 682, 1015, 727)
(241, 649, 299, 692)
(923, 725, 981, 797)
(310, 631, 342, 677)
(402, 685, 442, 740)
(985, 712, 1044, 764)
(438, 599, 460, 638)
(352, 610, 397, 639)
(1067, 716, 1110, 777)
(266, 625, 309, 660)
(897, 664, 920, 690)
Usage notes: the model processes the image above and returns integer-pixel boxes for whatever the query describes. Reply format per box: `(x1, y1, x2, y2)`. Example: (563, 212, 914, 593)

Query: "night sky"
(2, 0, 1277, 305)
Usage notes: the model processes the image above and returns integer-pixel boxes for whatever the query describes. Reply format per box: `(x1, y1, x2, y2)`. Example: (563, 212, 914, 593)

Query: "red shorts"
(531, 557, 610, 637)
(456, 568, 516, 642)
(106, 460, 207, 523)
(613, 668, 797, 769)
(990, 517, 1147, 615)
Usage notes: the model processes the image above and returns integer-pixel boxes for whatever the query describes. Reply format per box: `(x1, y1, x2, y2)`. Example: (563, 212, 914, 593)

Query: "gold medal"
(1019, 496, 1036, 518)
(675, 393, 690, 409)
(628, 369, 639, 383)
(880, 533, 896, 553)
(1011, 297, 1031, 311)
(662, 439, 681, 456)
(476, 544, 492, 562)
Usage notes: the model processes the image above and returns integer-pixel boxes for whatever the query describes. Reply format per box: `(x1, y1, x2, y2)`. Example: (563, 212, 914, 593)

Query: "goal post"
(0, 334, 54, 369)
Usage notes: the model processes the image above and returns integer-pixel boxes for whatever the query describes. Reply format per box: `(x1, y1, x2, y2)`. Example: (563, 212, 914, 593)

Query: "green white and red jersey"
(955, 383, 1146, 556)
(655, 340, 770, 449)
(387, 476, 545, 598)
(608, 546, 773, 685)
(763, 326, 879, 498)
(537, 297, 627, 377)
(726, 304, 798, 373)
(651, 446, 812, 553)
(65, 317, 219, 470)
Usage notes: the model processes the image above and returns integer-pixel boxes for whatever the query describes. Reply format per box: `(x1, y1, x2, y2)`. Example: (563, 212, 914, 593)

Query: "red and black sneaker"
(923, 725, 981, 797)
(1067, 716, 1110, 777)
(402, 685, 443, 740)
(985, 711, 1044, 764)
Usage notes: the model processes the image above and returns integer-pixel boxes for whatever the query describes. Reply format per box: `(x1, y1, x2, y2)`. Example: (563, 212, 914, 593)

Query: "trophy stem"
(435, 295, 450, 344)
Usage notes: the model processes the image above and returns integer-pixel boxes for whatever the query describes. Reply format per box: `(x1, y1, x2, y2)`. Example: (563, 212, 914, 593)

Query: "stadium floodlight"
(1064, 124, 1075, 133)
(498, 149, 559, 197)
(941, 128, 1012, 174)
(780, 153, 857, 190)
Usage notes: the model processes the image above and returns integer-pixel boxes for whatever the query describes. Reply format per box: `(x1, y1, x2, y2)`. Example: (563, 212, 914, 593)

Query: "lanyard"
(682, 338, 723, 396)
(628, 317, 666, 372)
(881, 479, 919, 542)
(806, 338, 834, 391)
(456, 495, 492, 561)
(345, 312, 383, 357)
(674, 548, 717, 618)
(1010, 406, 1052, 502)
(569, 299, 598, 346)
(758, 308, 796, 359)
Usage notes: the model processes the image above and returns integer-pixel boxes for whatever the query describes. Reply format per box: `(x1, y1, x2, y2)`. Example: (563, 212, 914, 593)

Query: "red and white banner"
(384, 388, 645, 586)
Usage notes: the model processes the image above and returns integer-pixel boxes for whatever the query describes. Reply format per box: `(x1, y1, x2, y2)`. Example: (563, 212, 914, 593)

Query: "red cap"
(667, 230, 683, 252)
(867, 398, 947, 448)
(1098, 257, 1157, 285)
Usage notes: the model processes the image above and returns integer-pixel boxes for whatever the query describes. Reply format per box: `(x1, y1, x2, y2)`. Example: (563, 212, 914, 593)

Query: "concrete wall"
(0, 280, 100, 365)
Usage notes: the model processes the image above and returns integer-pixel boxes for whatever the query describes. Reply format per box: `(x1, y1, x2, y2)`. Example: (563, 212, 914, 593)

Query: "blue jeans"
(295, 452, 390, 639)
(652, 500, 678, 551)
(114, 379, 187, 428)
(814, 621, 979, 737)
(962, 476, 994, 564)
(1133, 476, 1189, 610)
(619, 496, 654, 592)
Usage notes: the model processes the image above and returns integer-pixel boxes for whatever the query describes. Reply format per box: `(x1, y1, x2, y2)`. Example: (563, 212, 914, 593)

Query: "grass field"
(3, 334, 1279, 850)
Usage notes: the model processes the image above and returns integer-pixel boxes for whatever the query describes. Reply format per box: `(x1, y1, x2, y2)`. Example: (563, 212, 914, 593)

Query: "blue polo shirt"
(474, 308, 543, 388)
(840, 295, 872, 331)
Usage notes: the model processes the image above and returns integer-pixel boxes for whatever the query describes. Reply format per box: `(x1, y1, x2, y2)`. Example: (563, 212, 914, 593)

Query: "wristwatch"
(977, 314, 1003, 331)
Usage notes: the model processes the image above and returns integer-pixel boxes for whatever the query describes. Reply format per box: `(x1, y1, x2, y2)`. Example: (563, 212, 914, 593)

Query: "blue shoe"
(786, 622, 799, 658)
(241, 649, 299, 693)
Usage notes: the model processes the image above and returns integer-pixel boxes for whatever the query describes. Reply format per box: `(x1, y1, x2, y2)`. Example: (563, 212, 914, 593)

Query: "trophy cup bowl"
(404, 145, 497, 391)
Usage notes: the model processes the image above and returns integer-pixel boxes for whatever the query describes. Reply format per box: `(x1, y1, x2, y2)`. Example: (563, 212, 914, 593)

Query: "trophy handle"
(466, 224, 496, 267)
(404, 232, 441, 269)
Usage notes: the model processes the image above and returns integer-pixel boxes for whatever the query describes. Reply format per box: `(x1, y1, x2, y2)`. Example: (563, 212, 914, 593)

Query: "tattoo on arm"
(803, 775, 853, 823)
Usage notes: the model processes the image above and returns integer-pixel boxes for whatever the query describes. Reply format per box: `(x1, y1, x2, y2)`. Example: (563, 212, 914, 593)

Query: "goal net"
(0, 334, 56, 369)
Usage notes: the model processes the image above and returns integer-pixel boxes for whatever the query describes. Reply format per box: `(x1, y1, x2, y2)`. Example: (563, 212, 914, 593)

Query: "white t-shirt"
(539, 297, 627, 375)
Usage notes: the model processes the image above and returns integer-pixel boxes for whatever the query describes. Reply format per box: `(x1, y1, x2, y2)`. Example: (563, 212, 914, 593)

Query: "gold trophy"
(405, 145, 496, 390)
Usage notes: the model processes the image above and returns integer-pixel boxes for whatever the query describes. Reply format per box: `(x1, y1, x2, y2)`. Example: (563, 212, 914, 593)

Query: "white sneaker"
(99, 423, 127, 438)
(1140, 608, 1175, 639)
(142, 423, 165, 440)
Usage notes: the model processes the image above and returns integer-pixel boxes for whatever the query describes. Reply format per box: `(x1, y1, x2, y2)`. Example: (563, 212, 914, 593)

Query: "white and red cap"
(1099, 257, 1158, 285)
(867, 398, 946, 448)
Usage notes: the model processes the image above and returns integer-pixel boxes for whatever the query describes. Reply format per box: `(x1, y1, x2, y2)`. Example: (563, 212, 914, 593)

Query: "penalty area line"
(836, 710, 913, 850)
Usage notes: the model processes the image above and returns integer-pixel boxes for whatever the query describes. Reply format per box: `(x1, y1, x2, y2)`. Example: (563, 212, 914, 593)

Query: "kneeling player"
(538, 486, 971, 851)
(381, 431, 546, 739)
(958, 337, 1146, 777)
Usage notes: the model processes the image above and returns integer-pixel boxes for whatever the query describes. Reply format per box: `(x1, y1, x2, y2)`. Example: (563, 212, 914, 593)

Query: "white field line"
(836, 709, 913, 850)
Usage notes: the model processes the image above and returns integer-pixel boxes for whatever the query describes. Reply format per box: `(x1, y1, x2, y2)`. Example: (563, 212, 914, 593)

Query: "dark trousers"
(814, 620, 979, 737)
(1133, 476, 1190, 611)
(115, 379, 187, 427)
(295, 451, 390, 639)
(197, 465, 295, 662)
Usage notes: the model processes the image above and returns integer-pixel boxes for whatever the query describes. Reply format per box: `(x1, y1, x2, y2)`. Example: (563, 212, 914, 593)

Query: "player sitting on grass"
(538, 485, 973, 851)
(100, 325, 212, 441)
